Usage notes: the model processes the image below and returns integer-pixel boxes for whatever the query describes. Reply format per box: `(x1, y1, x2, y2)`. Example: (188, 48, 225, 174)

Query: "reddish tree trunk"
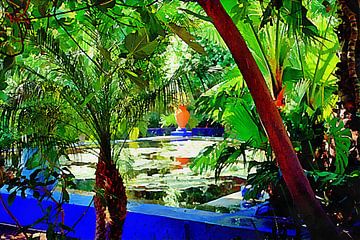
(95, 134, 127, 239)
(94, 159, 107, 240)
(106, 161, 127, 239)
(197, 0, 341, 239)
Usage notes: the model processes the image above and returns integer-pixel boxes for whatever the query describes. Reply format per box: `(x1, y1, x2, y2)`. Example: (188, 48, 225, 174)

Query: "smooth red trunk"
(197, 0, 341, 239)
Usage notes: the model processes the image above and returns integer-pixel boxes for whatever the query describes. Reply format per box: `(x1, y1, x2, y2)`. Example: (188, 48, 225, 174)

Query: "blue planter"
(191, 128, 224, 137)
(147, 128, 176, 136)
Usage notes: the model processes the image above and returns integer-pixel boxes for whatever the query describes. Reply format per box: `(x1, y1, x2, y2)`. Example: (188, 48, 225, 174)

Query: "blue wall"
(0, 190, 297, 239)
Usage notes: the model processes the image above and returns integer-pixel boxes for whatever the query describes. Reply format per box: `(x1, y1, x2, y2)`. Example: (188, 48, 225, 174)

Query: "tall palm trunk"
(196, 0, 342, 239)
(106, 160, 127, 239)
(95, 133, 127, 239)
(95, 159, 107, 239)
(336, 0, 360, 115)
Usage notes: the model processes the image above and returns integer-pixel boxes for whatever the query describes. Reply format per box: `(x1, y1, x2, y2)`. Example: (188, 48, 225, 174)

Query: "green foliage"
(0, 128, 16, 149)
(147, 112, 161, 128)
(167, 23, 206, 54)
(244, 160, 279, 200)
(191, 140, 246, 180)
(160, 113, 177, 128)
(327, 118, 352, 174)
(125, 28, 159, 59)
(283, 106, 324, 153)
(196, 78, 267, 148)
(307, 170, 348, 189)
(0, 0, 356, 236)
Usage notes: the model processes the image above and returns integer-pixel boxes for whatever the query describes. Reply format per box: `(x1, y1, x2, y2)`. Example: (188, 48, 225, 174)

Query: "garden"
(0, 0, 359, 239)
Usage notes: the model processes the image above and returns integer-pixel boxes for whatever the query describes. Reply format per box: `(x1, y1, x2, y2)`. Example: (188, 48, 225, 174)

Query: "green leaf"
(2, 56, 15, 73)
(0, 81, 8, 91)
(168, 23, 206, 55)
(98, 46, 111, 61)
(139, 8, 165, 41)
(81, 93, 95, 108)
(328, 118, 352, 174)
(223, 102, 267, 148)
(124, 70, 149, 88)
(26, 151, 41, 170)
(179, 8, 212, 23)
(37, 0, 51, 17)
(0, 91, 8, 102)
(125, 29, 158, 59)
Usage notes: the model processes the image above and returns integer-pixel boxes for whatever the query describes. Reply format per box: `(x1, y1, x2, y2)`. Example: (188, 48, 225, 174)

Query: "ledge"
(0, 190, 302, 239)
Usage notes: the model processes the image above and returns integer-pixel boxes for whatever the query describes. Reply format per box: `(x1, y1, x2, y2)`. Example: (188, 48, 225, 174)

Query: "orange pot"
(174, 105, 190, 129)
(176, 157, 190, 165)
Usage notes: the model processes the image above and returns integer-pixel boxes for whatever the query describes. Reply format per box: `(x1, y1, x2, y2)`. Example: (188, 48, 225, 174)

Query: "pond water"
(63, 136, 247, 210)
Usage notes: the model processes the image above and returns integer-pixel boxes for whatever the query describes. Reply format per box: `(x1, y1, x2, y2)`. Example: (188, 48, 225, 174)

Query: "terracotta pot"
(176, 157, 190, 165)
(174, 105, 190, 129)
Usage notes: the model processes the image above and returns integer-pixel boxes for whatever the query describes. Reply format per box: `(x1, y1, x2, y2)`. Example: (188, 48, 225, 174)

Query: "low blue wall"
(146, 128, 224, 137)
(0, 190, 298, 239)
(191, 128, 224, 137)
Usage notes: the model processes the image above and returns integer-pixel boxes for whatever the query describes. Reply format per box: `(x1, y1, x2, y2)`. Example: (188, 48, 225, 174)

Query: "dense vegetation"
(0, 0, 359, 239)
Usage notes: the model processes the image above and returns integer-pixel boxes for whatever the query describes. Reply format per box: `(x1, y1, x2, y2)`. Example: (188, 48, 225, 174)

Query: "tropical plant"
(26, 25, 159, 239)
(191, 75, 269, 177)
(1, 0, 357, 239)
(195, 0, 343, 239)
(0, 75, 78, 236)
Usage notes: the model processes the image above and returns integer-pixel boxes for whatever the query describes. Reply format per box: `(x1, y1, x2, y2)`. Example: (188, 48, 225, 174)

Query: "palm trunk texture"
(197, 0, 341, 239)
(95, 159, 107, 239)
(336, 0, 360, 115)
(95, 138, 127, 239)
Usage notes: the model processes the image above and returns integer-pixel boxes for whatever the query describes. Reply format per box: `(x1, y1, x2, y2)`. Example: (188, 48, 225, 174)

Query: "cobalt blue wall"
(0, 190, 294, 239)
(0, 191, 96, 239)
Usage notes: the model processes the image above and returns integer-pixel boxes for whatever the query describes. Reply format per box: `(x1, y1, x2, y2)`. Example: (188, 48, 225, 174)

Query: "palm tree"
(19, 3, 212, 236)
(21, 9, 170, 238)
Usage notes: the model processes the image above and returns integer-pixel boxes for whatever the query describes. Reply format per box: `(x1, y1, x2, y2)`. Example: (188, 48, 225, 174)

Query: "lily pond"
(63, 136, 247, 211)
